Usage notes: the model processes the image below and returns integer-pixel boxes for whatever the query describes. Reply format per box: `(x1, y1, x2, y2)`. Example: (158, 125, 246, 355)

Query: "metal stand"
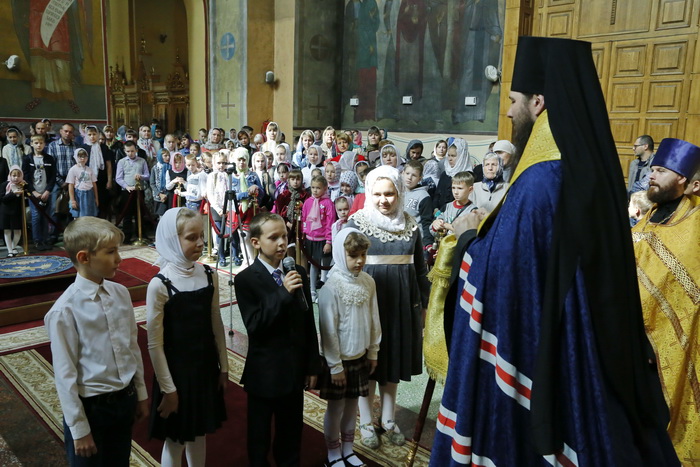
(405, 377, 436, 466)
(20, 188, 29, 255)
(132, 183, 149, 246)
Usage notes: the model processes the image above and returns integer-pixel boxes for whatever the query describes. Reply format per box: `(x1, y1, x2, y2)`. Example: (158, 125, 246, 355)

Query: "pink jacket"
(301, 196, 336, 243)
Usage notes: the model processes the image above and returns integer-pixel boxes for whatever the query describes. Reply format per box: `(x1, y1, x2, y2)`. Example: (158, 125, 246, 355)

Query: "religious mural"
(208, 0, 247, 130)
(0, 0, 107, 120)
(296, 0, 504, 133)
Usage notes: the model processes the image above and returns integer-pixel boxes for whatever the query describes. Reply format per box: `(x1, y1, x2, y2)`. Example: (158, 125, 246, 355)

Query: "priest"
(430, 36, 679, 466)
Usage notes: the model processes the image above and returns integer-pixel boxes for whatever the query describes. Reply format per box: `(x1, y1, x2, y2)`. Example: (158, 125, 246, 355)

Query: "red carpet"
(0, 258, 159, 327)
(19, 328, 380, 467)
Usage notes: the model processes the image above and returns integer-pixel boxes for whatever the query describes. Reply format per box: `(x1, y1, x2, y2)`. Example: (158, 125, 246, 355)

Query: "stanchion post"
(132, 180, 149, 246)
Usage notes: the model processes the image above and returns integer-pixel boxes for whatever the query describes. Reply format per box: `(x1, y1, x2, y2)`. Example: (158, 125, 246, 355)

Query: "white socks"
(161, 436, 206, 467)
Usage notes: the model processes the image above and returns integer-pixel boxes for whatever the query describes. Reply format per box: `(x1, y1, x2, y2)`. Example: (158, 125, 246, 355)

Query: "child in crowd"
(364, 126, 381, 164)
(115, 140, 150, 243)
(274, 162, 290, 200)
(46, 217, 149, 466)
(189, 142, 202, 160)
(347, 165, 430, 449)
(206, 152, 233, 267)
(274, 168, 309, 261)
(302, 145, 324, 187)
(318, 228, 381, 467)
(67, 148, 99, 218)
(237, 130, 252, 157)
(331, 196, 350, 241)
(325, 161, 341, 202)
(176, 155, 208, 212)
(179, 134, 193, 155)
(200, 152, 213, 173)
(403, 160, 434, 249)
(380, 144, 401, 168)
(629, 190, 653, 227)
(311, 168, 323, 179)
(264, 151, 275, 171)
(2, 127, 30, 168)
(84, 125, 114, 219)
(275, 143, 291, 167)
(338, 170, 358, 206)
(431, 171, 477, 237)
(354, 161, 370, 193)
(150, 149, 172, 217)
(232, 148, 263, 265)
(262, 121, 281, 154)
(166, 152, 188, 209)
(147, 208, 228, 467)
(22, 134, 55, 251)
(302, 175, 336, 302)
(252, 151, 274, 210)
(234, 212, 321, 467)
(1, 165, 25, 257)
(434, 138, 471, 212)
(293, 129, 315, 168)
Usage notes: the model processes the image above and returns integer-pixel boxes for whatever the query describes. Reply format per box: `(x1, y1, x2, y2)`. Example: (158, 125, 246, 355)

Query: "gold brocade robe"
(632, 195, 700, 464)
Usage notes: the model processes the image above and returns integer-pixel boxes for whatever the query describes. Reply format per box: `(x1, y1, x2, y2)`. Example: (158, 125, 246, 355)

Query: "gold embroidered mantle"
(632, 195, 700, 463)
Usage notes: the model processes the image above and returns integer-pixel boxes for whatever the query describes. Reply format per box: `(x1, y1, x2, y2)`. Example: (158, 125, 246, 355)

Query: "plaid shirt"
(48, 139, 78, 184)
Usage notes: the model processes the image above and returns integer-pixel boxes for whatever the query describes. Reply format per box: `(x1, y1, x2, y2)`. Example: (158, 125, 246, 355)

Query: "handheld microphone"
(282, 257, 309, 311)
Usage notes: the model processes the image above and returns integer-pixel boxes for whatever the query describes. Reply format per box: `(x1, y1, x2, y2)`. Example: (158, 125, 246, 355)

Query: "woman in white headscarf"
(147, 207, 228, 466)
(433, 137, 472, 211)
(346, 165, 430, 449)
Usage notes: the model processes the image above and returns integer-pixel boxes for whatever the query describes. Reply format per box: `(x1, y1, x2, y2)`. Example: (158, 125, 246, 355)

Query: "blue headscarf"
(156, 149, 172, 192)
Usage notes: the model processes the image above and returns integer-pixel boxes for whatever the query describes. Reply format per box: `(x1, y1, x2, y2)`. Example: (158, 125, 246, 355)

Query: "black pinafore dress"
(149, 265, 227, 442)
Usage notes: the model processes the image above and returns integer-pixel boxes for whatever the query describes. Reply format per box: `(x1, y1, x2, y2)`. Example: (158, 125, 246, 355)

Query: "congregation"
(3, 36, 700, 465)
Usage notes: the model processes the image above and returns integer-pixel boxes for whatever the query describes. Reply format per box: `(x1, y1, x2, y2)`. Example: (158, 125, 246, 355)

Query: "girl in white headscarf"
(318, 227, 381, 466)
(66, 148, 98, 218)
(346, 165, 430, 449)
(147, 207, 228, 466)
(433, 137, 472, 211)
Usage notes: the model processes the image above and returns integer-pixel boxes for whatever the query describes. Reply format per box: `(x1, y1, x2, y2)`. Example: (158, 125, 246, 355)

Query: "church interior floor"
(0, 242, 441, 457)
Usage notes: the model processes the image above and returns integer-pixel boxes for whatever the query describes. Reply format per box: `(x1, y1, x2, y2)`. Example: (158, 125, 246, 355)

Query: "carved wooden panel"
(578, 0, 653, 37)
(612, 43, 647, 77)
(648, 80, 684, 111)
(610, 82, 644, 112)
(646, 119, 680, 139)
(656, 0, 693, 30)
(548, 0, 575, 5)
(651, 40, 688, 74)
(689, 79, 700, 113)
(591, 42, 610, 81)
(546, 10, 573, 37)
(609, 118, 640, 144)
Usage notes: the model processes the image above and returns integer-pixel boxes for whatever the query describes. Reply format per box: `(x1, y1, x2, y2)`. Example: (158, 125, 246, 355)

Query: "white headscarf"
(379, 144, 404, 167)
(155, 208, 194, 270)
(362, 165, 406, 232)
(327, 227, 372, 305)
(445, 138, 472, 177)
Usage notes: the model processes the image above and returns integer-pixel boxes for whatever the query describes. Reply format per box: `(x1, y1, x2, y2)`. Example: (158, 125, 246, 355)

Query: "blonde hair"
(64, 217, 124, 264)
(630, 191, 653, 215)
(344, 231, 370, 255)
(176, 208, 199, 235)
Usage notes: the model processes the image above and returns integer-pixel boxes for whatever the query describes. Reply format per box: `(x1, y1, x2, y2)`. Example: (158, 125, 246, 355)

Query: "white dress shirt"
(45, 273, 148, 439)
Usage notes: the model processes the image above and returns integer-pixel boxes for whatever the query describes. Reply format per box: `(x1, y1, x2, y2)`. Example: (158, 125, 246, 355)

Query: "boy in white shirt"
(176, 154, 208, 211)
(45, 217, 149, 466)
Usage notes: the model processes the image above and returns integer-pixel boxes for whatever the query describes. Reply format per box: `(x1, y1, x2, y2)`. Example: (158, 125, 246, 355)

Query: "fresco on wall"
(294, 0, 344, 129)
(209, 0, 247, 130)
(343, 0, 504, 133)
(0, 0, 107, 120)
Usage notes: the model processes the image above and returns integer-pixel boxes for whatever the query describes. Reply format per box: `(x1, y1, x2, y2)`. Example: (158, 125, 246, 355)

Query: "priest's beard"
(511, 113, 536, 172)
(647, 181, 682, 204)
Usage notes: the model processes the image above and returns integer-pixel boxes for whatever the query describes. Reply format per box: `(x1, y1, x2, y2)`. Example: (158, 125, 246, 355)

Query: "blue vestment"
(431, 160, 645, 466)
